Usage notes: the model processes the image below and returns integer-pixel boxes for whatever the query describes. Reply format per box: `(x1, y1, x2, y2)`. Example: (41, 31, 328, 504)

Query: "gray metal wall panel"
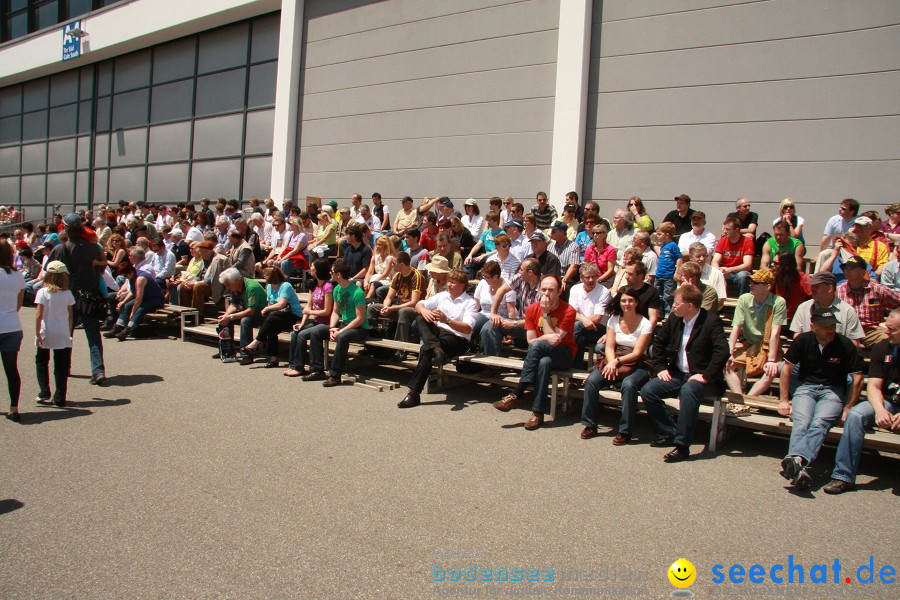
(586, 0, 900, 239)
(296, 0, 558, 203)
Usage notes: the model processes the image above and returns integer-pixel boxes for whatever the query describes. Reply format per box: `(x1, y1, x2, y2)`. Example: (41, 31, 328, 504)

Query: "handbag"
(744, 305, 783, 377)
(75, 290, 108, 320)
(593, 345, 643, 379)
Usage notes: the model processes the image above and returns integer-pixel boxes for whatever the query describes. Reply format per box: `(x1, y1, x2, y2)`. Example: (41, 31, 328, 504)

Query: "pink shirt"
(584, 243, 617, 271)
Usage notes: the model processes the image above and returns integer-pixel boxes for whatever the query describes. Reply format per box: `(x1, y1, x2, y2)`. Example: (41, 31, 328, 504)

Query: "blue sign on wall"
(62, 20, 82, 62)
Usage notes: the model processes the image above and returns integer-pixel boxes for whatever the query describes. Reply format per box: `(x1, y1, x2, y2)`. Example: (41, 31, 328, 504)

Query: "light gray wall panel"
(597, 0, 899, 57)
(0, 146, 19, 176)
(48, 138, 76, 172)
(296, 0, 558, 202)
(110, 127, 148, 167)
(149, 122, 191, 163)
(0, 176, 19, 205)
(303, 63, 556, 120)
(300, 98, 553, 146)
(300, 131, 552, 173)
(75, 171, 89, 205)
(193, 114, 243, 159)
(21, 174, 45, 205)
(94, 133, 109, 168)
(49, 70, 79, 107)
(245, 110, 274, 155)
(76, 135, 90, 170)
(304, 30, 558, 95)
(190, 159, 241, 199)
(108, 167, 146, 203)
(47, 172, 75, 207)
(593, 72, 900, 128)
(21, 142, 46, 173)
(306, 1, 558, 68)
(0, 115, 21, 145)
(298, 165, 550, 203)
(593, 26, 900, 93)
(305, 0, 523, 41)
(93, 169, 108, 204)
(242, 156, 272, 199)
(147, 163, 189, 202)
(586, 0, 900, 242)
(0, 86, 21, 117)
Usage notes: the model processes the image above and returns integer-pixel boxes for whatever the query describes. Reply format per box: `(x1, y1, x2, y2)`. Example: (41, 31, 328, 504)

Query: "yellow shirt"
(857, 238, 889, 272)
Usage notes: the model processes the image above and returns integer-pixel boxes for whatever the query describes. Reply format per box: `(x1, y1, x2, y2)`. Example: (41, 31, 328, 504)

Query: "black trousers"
(255, 311, 300, 355)
(35, 346, 72, 403)
(407, 316, 469, 394)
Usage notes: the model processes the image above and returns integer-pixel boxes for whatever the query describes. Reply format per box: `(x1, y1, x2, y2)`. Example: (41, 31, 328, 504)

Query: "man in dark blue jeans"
(639, 284, 730, 462)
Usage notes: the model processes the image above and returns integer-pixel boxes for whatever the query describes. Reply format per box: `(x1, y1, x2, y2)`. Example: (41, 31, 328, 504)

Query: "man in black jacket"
(639, 284, 730, 462)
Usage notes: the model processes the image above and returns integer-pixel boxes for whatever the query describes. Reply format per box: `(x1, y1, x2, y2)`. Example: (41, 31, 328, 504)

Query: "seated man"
(836, 255, 900, 350)
(214, 267, 267, 364)
(480, 258, 542, 356)
(397, 269, 479, 408)
(723, 268, 787, 397)
(639, 284, 730, 462)
(567, 262, 611, 368)
(675, 261, 718, 312)
(712, 217, 753, 297)
(492, 274, 577, 431)
(366, 252, 425, 340)
(308, 258, 369, 386)
(778, 305, 863, 490)
(825, 308, 900, 494)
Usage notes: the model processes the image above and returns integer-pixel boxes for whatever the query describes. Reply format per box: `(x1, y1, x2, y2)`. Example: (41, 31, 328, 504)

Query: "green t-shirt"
(766, 236, 801, 261)
(242, 278, 267, 312)
(734, 292, 787, 344)
(333, 282, 369, 329)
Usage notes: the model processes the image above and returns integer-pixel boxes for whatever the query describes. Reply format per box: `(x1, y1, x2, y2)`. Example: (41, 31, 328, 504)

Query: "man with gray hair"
(608, 210, 635, 267)
(568, 263, 611, 368)
(215, 267, 267, 364)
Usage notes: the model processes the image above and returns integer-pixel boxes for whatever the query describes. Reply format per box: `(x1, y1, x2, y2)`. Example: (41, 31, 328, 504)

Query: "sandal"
(726, 403, 751, 417)
(283, 369, 304, 377)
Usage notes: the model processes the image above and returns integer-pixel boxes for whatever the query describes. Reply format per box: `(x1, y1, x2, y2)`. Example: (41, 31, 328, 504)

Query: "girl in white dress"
(34, 261, 75, 407)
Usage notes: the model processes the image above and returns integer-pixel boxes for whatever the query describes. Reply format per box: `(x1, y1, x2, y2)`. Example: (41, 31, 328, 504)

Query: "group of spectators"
(2, 191, 899, 496)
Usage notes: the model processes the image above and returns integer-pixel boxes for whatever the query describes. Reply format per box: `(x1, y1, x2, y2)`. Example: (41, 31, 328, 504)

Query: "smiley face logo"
(668, 559, 696, 588)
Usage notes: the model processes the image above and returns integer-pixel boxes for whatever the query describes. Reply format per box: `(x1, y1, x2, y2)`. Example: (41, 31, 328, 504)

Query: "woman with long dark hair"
(0, 241, 25, 421)
(771, 250, 811, 322)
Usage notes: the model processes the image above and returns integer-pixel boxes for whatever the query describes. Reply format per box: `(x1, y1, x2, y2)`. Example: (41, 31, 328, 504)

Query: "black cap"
(811, 305, 840, 327)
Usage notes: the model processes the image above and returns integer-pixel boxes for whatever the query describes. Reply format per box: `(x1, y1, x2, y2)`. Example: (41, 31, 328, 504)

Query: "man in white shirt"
(397, 269, 479, 408)
(360, 205, 382, 233)
(149, 237, 176, 288)
(608, 210, 636, 267)
(568, 263, 611, 368)
(687, 242, 727, 303)
(504, 219, 529, 262)
(678, 211, 717, 258)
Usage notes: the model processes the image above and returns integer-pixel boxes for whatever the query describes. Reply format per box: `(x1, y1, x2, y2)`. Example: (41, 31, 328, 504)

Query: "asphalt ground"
(1, 306, 898, 599)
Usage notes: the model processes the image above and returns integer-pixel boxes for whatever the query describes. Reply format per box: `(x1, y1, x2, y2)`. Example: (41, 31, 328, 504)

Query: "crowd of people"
(2, 192, 899, 495)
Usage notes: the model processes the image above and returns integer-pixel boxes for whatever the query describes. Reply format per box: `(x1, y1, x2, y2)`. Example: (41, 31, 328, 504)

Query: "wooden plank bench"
(145, 304, 200, 340)
(709, 391, 900, 454)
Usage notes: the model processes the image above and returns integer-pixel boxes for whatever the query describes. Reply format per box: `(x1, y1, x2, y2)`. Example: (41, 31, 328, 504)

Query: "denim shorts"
(0, 330, 23, 352)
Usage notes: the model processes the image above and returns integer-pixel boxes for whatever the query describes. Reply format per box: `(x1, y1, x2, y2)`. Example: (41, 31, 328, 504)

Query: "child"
(34, 260, 75, 407)
(654, 222, 683, 318)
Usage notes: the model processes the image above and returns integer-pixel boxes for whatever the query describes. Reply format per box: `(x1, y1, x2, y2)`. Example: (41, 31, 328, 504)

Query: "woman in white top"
(773, 198, 804, 245)
(0, 241, 25, 421)
(471, 261, 516, 350)
(580, 287, 653, 443)
(363, 235, 396, 299)
(461, 199, 484, 239)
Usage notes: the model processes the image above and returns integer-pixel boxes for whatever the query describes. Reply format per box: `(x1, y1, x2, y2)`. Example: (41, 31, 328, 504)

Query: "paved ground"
(1, 307, 898, 599)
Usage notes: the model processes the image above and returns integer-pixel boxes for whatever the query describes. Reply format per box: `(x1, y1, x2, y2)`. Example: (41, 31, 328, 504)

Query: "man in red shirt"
(712, 217, 754, 296)
(492, 274, 576, 430)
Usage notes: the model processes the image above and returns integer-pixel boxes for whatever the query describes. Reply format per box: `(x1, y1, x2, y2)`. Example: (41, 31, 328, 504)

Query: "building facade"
(0, 0, 898, 235)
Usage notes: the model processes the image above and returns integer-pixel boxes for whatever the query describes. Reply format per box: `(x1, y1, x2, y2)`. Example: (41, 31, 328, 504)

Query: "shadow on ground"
(0, 499, 24, 516)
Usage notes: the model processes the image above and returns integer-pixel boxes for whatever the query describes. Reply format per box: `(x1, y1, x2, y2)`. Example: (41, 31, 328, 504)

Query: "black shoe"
(650, 436, 675, 448)
(322, 377, 342, 387)
(663, 446, 690, 463)
(115, 326, 133, 342)
(52, 398, 66, 408)
(99, 322, 114, 332)
(432, 349, 448, 367)
(89, 373, 106, 386)
(794, 467, 812, 490)
(211, 352, 221, 360)
(398, 392, 420, 408)
(301, 372, 327, 382)
(823, 479, 855, 495)
(780, 456, 802, 481)
(103, 324, 124, 339)
(239, 356, 254, 366)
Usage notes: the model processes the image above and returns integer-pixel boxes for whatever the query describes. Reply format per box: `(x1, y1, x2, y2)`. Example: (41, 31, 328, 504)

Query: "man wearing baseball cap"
(851, 216, 890, 277)
(778, 304, 863, 490)
(525, 230, 561, 279)
(836, 254, 900, 349)
(48, 213, 107, 385)
(789, 271, 865, 343)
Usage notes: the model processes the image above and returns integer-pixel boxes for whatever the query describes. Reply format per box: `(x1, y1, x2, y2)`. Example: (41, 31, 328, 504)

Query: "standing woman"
(0, 241, 25, 420)
(34, 261, 75, 407)
(774, 198, 805, 245)
(627, 197, 655, 233)
(584, 224, 617, 288)
(242, 267, 304, 368)
(285, 259, 334, 377)
(461, 199, 484, 239)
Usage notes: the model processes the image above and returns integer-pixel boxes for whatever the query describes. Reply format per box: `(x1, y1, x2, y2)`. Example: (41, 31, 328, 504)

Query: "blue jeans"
(289, 322, 329, 372)
(469, 313, 489, 351)
(79, 311, 105, 376)
(582, 367, 650, 433)
(654, 277, 676, 319)
(117, 299, 164, 329)
(239, 312, 265, 356)
(831, 399, 898, 483)
(520, 340, 572, 414)
(639, 370, 708, 447)
(573, 321, 605, 368)
(480, 321, 526, 356)
(309, 326, 368, 379)
(788, 383, 845, 464)
(725, 270, 751, 297)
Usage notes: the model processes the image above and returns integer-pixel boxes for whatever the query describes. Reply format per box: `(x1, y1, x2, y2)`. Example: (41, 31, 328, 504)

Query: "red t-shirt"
(715, 235, 754, 269)
(524, 300, 578, 359)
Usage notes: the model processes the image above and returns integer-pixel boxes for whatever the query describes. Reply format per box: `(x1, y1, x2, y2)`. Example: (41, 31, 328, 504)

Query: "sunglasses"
(498, 243, 510, 248)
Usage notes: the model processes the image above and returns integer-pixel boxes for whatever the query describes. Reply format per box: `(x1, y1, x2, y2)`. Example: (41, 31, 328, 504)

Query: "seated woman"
(580, 287, 653, 443)
(103, 262, 165, 341)
(240, 267, 304, 368)
(771, 251, 811, 323)
(308, 209, 338, 258)
(284, 259, 334, 377)
(278, 217, 308, 278)
(363, 235, 396, 300)
(471, 260, 516, 352)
